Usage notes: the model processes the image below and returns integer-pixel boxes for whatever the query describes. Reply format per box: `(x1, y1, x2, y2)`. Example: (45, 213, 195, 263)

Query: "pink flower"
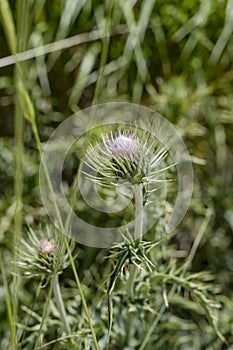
(39, 238, 56, 254)
(108, 130, 140, 158)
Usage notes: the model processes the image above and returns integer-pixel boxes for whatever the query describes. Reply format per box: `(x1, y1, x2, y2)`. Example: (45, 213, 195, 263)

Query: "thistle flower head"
(84, 127, 171, 191)
(101, 129, 144, 184)
(16, 225, 74, 279)
(107, 130, 140, 158)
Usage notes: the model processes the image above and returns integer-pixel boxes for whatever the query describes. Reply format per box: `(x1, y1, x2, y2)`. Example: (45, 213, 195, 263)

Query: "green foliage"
(0, 0, 232, 349)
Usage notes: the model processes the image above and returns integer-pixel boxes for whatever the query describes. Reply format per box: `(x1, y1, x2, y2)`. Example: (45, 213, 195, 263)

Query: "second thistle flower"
(16, 226, 74, 279)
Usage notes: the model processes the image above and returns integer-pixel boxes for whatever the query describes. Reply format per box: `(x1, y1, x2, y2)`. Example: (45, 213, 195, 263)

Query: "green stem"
(34, 274, 58, 349)
(134, 183, 143, 241)
(12, 1, 29, 347)
(127, 183, 143, 299)
(65, 239, 100, 350)
(126, 264, 137, 299)
(0, 252, 14, 347)
(53, 274, 70, 333)
(92, 1, 113, 106)
(31, 121, 63, 229)
(12, 80, 24, 350)
(127, 184, 143, 300)
(126, 183, 143, 344)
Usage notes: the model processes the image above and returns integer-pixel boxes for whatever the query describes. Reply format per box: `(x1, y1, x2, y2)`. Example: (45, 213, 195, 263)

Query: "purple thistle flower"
(101, 129, 145, 183)
(107, 130, 140, 159)
(85, 127, 170, 189)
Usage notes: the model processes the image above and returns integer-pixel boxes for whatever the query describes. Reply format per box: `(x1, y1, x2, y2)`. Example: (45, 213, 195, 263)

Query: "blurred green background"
(0, 0, 233, 349)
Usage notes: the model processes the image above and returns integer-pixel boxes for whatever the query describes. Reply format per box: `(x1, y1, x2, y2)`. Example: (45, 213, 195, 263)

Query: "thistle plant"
(16, 225, 75, 334)
(84, 127, 171, 242)
(84, 127, 172, 344)
(85, 126, 169, 236)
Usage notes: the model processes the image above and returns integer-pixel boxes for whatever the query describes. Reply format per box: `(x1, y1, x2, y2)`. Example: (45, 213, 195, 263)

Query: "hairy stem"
(134, 183, 143, 241)
(53, 274, 70, 333)
(126, 183, 144, 344)
(127, 183, 144, 298)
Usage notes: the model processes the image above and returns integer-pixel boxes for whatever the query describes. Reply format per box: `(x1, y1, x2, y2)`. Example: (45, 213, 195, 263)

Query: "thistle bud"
(39, 238, 56, 254)
(85, 127, 170, 192)
(102, 129, 147, 184)
(108, 131, 140, 158)
(16, 226, 74, 278)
